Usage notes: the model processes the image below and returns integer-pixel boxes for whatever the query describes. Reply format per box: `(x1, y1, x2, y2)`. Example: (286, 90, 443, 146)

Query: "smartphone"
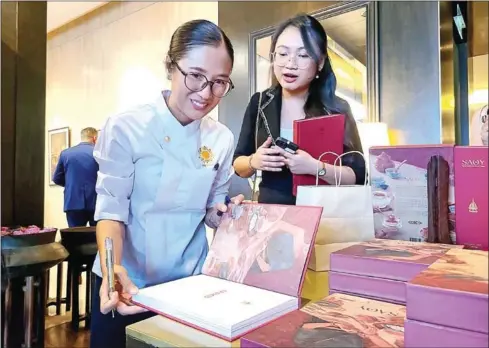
(275, 136, 299, 154)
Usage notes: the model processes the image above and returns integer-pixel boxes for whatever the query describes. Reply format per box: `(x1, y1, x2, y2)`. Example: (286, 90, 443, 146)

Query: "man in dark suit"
(53, 127, 99, 227)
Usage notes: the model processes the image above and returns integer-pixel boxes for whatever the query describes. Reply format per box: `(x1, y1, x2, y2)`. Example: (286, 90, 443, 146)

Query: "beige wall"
(44, 2, 219, 230)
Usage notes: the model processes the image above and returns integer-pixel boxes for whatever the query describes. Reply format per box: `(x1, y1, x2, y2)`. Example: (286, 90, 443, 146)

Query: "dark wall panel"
(1, 1, 47, 226)
(1, 2, 18, 227)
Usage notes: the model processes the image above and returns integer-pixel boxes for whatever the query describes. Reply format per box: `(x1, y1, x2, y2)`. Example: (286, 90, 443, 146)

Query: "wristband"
(248, 154, 256, 171)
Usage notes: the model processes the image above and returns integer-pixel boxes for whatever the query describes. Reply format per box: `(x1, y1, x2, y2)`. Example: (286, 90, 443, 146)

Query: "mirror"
(251, 2, 377, 122)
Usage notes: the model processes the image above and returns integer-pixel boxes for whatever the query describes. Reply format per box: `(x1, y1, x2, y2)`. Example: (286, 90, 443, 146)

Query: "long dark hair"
(270, 14, 363, 151)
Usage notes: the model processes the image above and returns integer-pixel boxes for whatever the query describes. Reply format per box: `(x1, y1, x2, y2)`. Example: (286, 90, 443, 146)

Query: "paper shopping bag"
(296, 151, 375, 270)
(297, 185, 375, 244)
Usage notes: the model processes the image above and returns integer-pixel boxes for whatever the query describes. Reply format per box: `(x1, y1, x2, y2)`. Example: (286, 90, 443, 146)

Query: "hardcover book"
(330, 239, 462, 282)
(405, 319, 489, 348)
(454, 146, 488, 250)
(292, 114, 345, 196)
(407, 248, 489, 334)
(241, 293, 406, 348)
(132, 203, 323, 341)
(369, 145, 455, 243)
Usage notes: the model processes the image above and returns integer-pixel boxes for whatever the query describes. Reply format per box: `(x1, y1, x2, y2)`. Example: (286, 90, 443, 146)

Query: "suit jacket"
(52, 142, 98, 212)
(233, 86, 366, 205)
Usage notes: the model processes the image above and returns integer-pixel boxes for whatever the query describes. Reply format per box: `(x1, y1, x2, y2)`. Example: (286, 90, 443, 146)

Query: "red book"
(292, 115, 345, 196)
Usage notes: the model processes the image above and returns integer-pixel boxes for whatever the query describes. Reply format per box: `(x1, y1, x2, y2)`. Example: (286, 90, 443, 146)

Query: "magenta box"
(241, 293, 406, 348)
(369, 145, 455, 243)
(454, 146, 488, 250)
(329, 271, 406, 304)
(405, 319, 489, 347)
(330, 239, 462, 282)
(407, 248, 489, 334)
(328, 289, 404, 305)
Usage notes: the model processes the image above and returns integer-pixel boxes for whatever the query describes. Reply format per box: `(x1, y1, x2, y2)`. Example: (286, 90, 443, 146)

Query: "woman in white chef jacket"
(90, 20, 244, 348)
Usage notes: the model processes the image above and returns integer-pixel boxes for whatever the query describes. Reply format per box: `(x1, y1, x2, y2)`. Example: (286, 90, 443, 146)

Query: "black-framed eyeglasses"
(172, 61, 234, 98)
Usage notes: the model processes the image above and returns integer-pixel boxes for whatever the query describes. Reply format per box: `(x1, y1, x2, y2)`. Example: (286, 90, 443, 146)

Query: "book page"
(134, 275, 295, 328)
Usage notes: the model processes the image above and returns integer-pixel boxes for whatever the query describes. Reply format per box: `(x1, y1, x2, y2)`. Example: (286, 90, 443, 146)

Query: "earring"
(315, 74, 319, 79)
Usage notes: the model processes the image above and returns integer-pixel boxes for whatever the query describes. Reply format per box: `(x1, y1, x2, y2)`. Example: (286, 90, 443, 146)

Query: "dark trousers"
(90, 276, 155, 348)
(66, 210, 96, 227)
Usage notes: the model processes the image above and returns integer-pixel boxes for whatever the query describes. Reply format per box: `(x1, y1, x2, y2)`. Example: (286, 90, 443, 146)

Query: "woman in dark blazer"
(233, 14, 365, 205)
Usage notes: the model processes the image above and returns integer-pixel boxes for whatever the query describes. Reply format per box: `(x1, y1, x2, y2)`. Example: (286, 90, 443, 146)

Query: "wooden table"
(125, 269, 329, 348)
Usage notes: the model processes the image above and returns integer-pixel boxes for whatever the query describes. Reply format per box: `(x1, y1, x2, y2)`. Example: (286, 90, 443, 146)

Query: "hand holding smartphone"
(275, 136, 299, 154)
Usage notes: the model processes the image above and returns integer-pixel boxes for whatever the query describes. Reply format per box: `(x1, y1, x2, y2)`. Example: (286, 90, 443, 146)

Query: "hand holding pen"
(105, 237, 116, 318)
(100, 239, 144, 317)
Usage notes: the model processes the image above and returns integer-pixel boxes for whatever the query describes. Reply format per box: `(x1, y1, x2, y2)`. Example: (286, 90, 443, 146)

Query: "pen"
(105, 237, 116, 318)
(217, 195, 232, 217)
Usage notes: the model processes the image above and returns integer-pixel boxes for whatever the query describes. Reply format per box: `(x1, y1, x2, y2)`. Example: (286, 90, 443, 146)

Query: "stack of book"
(329, 239, 462, 304)
(405, 248, 489, 347)
(241, 293, 406, 347)
(131, 203, 323, 341)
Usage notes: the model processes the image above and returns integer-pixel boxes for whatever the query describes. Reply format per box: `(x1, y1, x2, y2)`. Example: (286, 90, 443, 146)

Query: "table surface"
(125, 270, 329, 348)
(60, 227, 96, 233)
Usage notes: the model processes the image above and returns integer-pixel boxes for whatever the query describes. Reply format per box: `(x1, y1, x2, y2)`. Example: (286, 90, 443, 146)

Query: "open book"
(132, 203, 323, 341)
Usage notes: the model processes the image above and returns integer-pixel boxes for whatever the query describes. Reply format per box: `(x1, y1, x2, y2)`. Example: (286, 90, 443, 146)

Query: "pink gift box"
(329, 271, 406, 304)
(405, 319, 489, 347)
(330, 239, 461, 281)
(369, 145, 455, 243)
(241, 293, 406, 348)
(407, 248, 489, 334)
(454, 146, 488, 250)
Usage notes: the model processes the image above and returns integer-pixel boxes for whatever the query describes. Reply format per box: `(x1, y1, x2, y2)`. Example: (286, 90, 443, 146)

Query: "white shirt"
(92, 92, 235, 287)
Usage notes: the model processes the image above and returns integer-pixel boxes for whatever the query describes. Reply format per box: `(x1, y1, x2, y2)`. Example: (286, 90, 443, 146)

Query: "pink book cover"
(202, 203, 323, 297)
(369, 145, 455, 243)
(330, 239, 462, 281)
(454, 146, 488, 250)
(241, 293, 406, 348)
(407, 248, 489, 334)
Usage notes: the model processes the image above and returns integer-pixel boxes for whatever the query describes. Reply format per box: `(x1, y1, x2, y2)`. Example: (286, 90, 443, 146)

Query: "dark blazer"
(233, 86, 366, 205)
(52, 142, 99, 212)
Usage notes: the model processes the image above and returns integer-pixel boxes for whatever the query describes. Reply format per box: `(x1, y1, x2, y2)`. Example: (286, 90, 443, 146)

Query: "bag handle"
(315, 151, 340, 186)
(333, 151, 368, 187)
(251, 92, 264, 202)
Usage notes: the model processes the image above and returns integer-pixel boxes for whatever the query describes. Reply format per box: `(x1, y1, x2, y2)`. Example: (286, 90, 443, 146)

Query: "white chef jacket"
(91, 92, 235, 288)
